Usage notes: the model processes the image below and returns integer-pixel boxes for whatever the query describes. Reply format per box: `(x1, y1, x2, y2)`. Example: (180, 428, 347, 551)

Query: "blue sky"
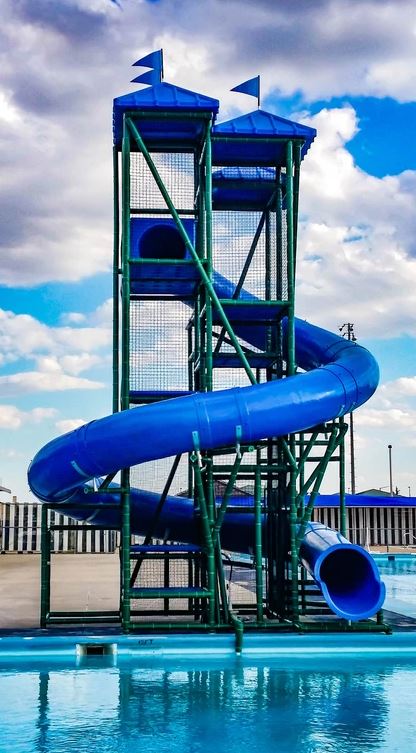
(0, 0, 415, 501)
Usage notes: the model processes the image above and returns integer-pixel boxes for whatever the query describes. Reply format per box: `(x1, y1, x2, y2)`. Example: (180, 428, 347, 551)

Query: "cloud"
(0, 0, 414, 291)
(388, 377, 416, 398)
(125, 0, 416, 104)
(55, 417, 87, 433)
(59, 312, 87, 326)
(354, 407, 416, 430)
(0, 91, 20, 123)
(294, 107, 416, 337)
(13, 0, 109, 45)
(0, 404, 58, 429)
(0, 307, 111, 362)
(90, 298, 113, 326)
(0, 300, 111, 397)
(0, 371, 104, 396)
(0, 405, 26, 429)
(59, 353, 103, 375)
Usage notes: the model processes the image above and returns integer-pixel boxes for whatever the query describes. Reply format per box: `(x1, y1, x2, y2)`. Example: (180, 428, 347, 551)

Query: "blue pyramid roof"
(113, 82, 219, 147)
(212, 109, 316, 166)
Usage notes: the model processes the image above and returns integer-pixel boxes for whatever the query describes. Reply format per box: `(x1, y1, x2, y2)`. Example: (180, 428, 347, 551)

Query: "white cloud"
(59, 353, 102, 375)
(294, 107, 416, 338)
(30, 407, 58, 422)
(59, 312, 87, 325)
(354, 407, 416, 430)
(0, 404, 58, 429)
(0, 307, 111, 362)
(0, 301, 111, 398)
(0, 90, 20, 123)
(0, 0, 414, 290)
(388, 377, 416, 398)
(0, 405, 25, 429)
(34, 352, 103, 376)
(366, 58, 416, 102)
(90, 298, 113, 326)
(55, 417, 86, 434)
(0, 371, 104, 396)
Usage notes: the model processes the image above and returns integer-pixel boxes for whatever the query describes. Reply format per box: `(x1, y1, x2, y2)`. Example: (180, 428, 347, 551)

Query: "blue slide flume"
(28, 274, 385, 621)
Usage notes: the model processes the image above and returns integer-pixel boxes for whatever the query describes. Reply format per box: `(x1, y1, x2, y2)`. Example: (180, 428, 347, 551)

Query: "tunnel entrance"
(139, 223, 187, 260)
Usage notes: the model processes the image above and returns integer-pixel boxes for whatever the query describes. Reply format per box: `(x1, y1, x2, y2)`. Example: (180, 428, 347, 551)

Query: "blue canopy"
(113, 82, 219, 147)
(212, 109, 316, 166)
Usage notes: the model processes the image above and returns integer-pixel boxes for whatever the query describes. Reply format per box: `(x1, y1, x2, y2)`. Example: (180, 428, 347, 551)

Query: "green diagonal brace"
(296, 422, 348, 546)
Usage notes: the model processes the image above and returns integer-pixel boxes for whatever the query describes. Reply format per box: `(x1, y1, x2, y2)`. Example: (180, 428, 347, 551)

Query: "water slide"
(27, 271, 385, 621)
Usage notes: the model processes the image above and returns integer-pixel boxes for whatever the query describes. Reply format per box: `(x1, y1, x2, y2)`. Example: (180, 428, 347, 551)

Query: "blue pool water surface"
(375, 555, 416, 617)
(1, 555, 416, 753)
(2, 654, 416, 753)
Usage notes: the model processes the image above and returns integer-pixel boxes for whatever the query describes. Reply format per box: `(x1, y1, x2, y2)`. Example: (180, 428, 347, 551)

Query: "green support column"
(204, 123, 215, 527)
(120, 117, 131, 631)
(286, 140, 295, 379)
(205, 121, 213, 394)
(112, 146, 120, 415)
(293, 141, 302, 272)
(254, 466, 264, 624)
(339, 419, 347, 537)
(192, 454, 216, 627)
(285, 139, 299, 621)
(40, 505, 51, 628)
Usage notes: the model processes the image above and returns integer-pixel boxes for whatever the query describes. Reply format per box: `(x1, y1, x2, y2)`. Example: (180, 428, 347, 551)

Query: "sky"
(0, 0, 415, 503)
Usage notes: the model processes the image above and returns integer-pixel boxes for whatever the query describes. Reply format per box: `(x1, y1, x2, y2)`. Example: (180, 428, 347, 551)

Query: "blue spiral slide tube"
(28, 273, 385, 621)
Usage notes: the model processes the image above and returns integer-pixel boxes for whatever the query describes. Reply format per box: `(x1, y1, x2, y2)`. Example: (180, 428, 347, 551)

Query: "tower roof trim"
(211, 109, 316, 166)
(213, 108, 316, 140)
(113, 81, 219, 113)
(113, 82, 219, 147)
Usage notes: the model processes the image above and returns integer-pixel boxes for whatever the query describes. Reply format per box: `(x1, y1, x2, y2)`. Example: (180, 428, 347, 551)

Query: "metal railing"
(0, 525, 118, 554)
(348, 527, 416, 552)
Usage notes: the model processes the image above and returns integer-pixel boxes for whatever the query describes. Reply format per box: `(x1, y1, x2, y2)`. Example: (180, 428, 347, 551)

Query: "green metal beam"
(40, 505, 51, 628)
(112, 146, 120, 414)
(120, 116, 132, 631)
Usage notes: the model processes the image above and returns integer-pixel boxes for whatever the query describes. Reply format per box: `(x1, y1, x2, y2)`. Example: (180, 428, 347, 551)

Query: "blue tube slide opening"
(300, 523, 386, 620)
(27, 267, 385, 622)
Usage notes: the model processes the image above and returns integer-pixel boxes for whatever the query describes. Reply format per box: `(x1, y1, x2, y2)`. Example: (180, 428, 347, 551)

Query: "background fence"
(312, 505, 416, 549)
(2, 500, 415, 554)
(0, 501, 117, 553)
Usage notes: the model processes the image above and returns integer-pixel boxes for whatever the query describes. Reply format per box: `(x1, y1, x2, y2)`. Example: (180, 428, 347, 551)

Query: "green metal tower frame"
(110, 95, 387, 640)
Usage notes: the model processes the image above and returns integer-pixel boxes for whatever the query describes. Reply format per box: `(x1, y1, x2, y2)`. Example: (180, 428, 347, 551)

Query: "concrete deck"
(0, 553, 119, 629)
(1, 551, 415, 633)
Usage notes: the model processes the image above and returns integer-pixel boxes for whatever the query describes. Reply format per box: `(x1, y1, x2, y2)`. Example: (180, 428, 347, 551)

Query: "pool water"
(2, 656, 416, 753)
(375, 555, 416, 617)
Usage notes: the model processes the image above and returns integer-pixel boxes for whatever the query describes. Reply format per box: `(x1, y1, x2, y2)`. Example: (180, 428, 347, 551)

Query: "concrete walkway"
(1, 552, 415, 633)
(0, 553, 119, 630)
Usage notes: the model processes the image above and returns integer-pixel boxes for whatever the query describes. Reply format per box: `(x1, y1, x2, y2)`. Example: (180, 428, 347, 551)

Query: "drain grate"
(76, 643, 116, 657)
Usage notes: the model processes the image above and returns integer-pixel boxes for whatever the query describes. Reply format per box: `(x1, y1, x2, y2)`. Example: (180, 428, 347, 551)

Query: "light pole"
(339, 323, 357, 495)
(388, 444, 393, 496)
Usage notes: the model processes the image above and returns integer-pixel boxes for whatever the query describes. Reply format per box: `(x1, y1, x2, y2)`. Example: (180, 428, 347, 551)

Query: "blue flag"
(131, 69, 161, 86)
(132, 49, 163, 76)
(231, 75, 260, 106)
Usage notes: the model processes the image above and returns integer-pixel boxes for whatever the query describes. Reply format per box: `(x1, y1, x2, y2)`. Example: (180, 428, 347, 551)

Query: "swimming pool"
(1, 552, 416, 753)
(2, 648, 416, 753)
(374, 554, 416, 618)
(1, 633, 416, 753)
